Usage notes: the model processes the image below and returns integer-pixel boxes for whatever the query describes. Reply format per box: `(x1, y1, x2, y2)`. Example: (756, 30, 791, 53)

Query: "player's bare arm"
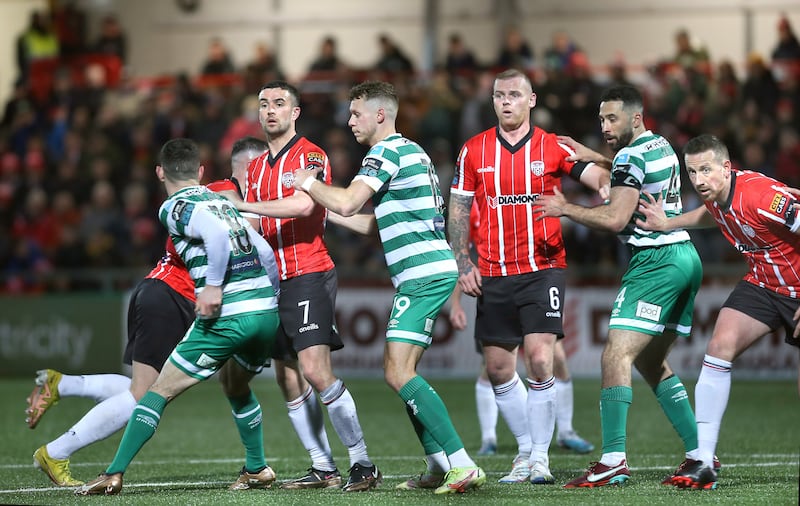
(535, 185, 639, 233)
(447, 192, 481, 296)
(635, 193, 715, 231)
(327, 210, 376, 235)
(293, 166, 374, 216)
(235, 190, 316, 219)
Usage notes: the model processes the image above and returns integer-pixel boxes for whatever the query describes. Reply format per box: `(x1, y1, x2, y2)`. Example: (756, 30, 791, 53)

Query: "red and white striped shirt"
(706, 170, 800, 298)
(452, 126, 588, 277)
(146, 237, 196, 301)
(244, 135, 334, 280)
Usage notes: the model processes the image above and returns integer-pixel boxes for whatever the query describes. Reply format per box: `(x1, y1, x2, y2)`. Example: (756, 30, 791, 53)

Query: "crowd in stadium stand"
(2, 7, 800, 292)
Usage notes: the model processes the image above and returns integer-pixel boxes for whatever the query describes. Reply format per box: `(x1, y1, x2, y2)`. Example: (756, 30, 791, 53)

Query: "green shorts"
(609, 242, 702, 337)
(169, 310, 279, 380)
(386, 276, 457, 348)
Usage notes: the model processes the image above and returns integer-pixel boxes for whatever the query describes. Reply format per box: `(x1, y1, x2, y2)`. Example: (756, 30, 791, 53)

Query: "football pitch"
(0, 376, 797, 505)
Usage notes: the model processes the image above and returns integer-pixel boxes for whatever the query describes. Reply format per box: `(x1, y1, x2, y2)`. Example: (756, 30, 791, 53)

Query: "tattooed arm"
(448, 192, 482, 296)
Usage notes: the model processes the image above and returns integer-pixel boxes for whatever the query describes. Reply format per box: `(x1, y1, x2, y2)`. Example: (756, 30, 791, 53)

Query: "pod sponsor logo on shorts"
(635, 301, 662, 321)
(388, 318, 400, 328)
(425, 318, 434, 333)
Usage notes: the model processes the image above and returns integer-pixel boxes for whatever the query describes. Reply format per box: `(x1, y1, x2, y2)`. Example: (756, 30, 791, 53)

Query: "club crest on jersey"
(282, 172, 294, 188)
(741, 224, 756, 238)
(530, 160, 545, 176)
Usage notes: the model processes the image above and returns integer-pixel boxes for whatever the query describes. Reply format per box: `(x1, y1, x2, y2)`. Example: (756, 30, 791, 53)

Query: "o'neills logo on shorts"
(635, 301, 662, 321)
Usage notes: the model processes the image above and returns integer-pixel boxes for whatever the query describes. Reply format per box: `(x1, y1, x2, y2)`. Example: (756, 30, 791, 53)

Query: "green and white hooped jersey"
(353, 133, 457, 288)
(612, 131, 691, 247)
(159, 185, 278, 318)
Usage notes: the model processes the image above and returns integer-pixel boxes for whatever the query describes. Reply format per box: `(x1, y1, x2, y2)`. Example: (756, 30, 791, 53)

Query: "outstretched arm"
(635, 192, 715, 231)
(293, 167, 374, 216)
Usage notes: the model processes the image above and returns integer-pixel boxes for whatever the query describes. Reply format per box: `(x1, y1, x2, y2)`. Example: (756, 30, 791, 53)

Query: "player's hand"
(457, 261, 482, 297)
(784, 187, 800, 199)
(449, 303, 467, 330)
(635, 192, 667, 230)
(599, 182, 611, 203)
(195, 285, 222, 319)
(533, 186, 568, 220)
(293, 166, 322, 192)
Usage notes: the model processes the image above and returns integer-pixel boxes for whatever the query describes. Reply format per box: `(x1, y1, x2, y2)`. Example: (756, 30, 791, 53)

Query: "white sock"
(599, 451, 627, 466)
(695, 354, 732, 466)
(555, 378, 574, 437)
(475, 377, 497, 444)
(321, 379, 371, 467)
(287, 386, 336, 471)
(426, 450, 450, 473)
(57, 374, 131, 402)
(526, 376, 556, 465)
(46, 390, 137, 459)
(446, 448, 475, 468)
(494, 373, 531, 458)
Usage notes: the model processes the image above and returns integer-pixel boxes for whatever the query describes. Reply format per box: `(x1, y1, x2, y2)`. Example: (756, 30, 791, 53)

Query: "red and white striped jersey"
(451, 126, 589, 277)
(705, 170, 800, 298)
(146, 237, 196, 301)
(244, 135, 334, 280)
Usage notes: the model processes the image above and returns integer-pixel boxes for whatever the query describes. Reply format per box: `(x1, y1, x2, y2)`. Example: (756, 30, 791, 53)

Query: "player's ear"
(292, 106, 301, 121)
(155, 165, 165, 182)
(198, 165, 205, 181)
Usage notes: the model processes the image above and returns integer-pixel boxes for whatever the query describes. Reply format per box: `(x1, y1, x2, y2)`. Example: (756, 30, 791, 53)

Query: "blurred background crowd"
(2, 3, 799, 293)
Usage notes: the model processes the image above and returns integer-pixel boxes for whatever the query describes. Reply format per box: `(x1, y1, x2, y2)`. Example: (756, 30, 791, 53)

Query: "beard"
(608, 127, 634, 152)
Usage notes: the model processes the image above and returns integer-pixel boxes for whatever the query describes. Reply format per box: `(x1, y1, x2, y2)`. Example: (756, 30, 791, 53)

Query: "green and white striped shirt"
(354, 133, 457, 288)
(612, 131, 691, 247)
(159, 185, 279, 318)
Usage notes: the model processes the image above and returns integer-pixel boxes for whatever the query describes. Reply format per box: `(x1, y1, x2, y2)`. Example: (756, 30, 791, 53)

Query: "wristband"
(301, 177, 316, 192)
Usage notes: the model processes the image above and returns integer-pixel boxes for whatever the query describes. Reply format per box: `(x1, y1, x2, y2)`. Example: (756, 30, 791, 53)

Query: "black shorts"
(723, 280, 800, 348)
(475, 269, 566, 346)
(271, 269, 343, 361)
(123, 278, 196, 371)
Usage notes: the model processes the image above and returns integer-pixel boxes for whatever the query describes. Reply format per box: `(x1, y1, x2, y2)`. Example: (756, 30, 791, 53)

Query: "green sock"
(600, 386, 633, 454)
(107, 392, 167, 474)
(404, 402, 444, 455)
(654, 375, 698, 452)
(398, 375, 464, 456)
(228, 391, 266, 472)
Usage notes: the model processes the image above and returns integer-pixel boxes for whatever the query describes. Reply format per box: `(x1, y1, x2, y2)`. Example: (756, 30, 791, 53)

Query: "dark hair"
(600, 85, 643, 112)
(159, 138, 200, 181)
(232, 136, 268, 158)
(349, 81, 398, 106)
(683, 134, 730, 162)
(260, 80, 301, 107)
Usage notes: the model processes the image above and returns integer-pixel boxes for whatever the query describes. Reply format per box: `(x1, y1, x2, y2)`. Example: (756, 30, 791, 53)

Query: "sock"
(654, 375, 698, 456)
(425, 451, 450, 473)
(287, 386, 335, 471)
(526, 376, 556, 464)
(58, 374, 131, 401)
(599, 386, 632, 459)
(695, 354, 732, 466)
(554, 378, 575, 436)
(475, 377, 497, 445)
(228, 391, 267, 473)
(494, 373, 531, 458)
(47, 390, 137, 460)
(106, 391, 167, 474)
(321, 379, 371, 467)
(399, 375, 474, 468)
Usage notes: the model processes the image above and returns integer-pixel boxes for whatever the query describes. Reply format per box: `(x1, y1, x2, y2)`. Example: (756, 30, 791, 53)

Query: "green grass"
(0, 376, 797, 505)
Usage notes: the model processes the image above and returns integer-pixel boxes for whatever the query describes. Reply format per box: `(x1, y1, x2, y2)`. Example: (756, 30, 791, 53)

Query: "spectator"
(772, 15, 800, 63)
(741, 52, 780, 116)
(93, 14, 127, 63)
(774, 126, 800, 188)
(543, 30, 579, 73)
(245, 42, 284, 81)
(308, 36, 348, 74)
(672, 28, 710, 75)
(52, 0, 87, 58)
(375, 34, 414, 74)
(200, 37, 235, 76)
(496, 26, 534, 71)
(16, 10, 59, 83)
(444, 33, 478, 75)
